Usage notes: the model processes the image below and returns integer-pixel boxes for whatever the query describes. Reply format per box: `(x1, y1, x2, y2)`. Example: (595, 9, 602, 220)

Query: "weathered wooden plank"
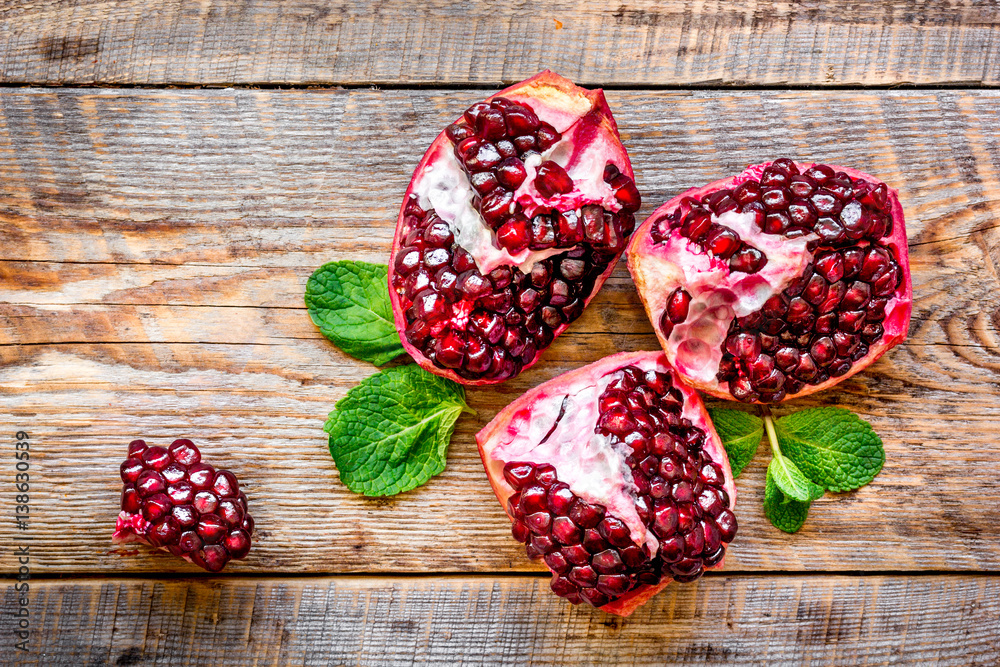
(1, 575, 998, 666)
(0, 1, 998, 86)
(0, 88, 998, 266)
(1, 88, 999, 574)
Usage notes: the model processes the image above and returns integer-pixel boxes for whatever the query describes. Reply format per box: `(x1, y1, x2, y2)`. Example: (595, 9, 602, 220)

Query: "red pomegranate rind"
(113, 439, 254, 572)
(389, 71, 640, 385)
(627, 161, 911, 403)
(477, 351, 737, 616)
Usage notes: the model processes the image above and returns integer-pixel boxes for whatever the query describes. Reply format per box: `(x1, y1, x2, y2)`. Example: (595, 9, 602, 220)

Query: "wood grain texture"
(1, 1, 999, 86)
(1, 88, 1000, 575)
(2, 575, 999, 666)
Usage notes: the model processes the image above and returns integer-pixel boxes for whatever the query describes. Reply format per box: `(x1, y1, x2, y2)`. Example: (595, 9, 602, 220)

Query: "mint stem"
(761, 405, 781, 459)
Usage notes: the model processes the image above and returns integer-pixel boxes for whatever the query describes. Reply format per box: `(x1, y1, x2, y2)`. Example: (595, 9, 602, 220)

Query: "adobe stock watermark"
(11, 431, 30, 652)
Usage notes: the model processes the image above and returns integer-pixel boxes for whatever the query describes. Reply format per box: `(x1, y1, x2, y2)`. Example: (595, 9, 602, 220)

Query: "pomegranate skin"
(627, 161, 912, 403)
(477, 351, 737, 616)
(389, 70, 639, 385)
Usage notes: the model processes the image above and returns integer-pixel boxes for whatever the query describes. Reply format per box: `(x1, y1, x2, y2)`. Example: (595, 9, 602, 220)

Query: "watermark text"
(12, 431, 30, 652)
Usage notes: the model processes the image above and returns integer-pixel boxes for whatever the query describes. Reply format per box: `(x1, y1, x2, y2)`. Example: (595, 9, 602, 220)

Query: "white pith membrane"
(482, 357, 718, 558)
(113, 512, 151, 542)
(412, 100, 625, 277)
(634, 209, 818, 385)
(113, 511, 203, 564)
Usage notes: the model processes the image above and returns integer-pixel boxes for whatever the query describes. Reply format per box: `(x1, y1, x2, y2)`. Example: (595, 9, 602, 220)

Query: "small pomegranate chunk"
(628, 160, 911, 403)
(113, 439, 255, 571)
(389, 71, 641, 385)
(478, 352, 737, 616)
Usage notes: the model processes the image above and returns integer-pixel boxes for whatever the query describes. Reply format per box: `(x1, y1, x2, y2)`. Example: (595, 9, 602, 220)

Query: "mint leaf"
(775, 407, 884, 493)
(306, 260, 405, 366)
(764, 467, 811, 533)
(324, 365, 473, 496)
(767, 453, 824, 503)
(707, 408, 763, 477)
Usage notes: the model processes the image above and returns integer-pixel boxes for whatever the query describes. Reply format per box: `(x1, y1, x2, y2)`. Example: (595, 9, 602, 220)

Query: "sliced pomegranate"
(627, 160, 911, 403)
(477, 351, 737, 616)
(113, 439, 255, 572)
(389, 71, 641, 384)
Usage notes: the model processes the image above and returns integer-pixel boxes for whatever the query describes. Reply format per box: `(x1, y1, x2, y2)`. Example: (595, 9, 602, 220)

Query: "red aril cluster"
(478, 352, 737, 616)
(389, 71, 641, 385)
(628, 160, 911, 403)
(113, 439, 254, 572)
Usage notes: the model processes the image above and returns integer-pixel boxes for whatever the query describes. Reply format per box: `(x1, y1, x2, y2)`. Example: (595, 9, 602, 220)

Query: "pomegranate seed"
(733, 181, 762, 204)
(666, 288, 691, 323)
(136, 470, 166, 497)
(167, 481, 195, 505)
(592, 550, 626, 575)
(197, 514, 229, 545)
(804, 163, 835, 184)
(810, 337, 836, 366)
(598, 517, 632, 548)
(211, 471, 238, 498)
(811, 189, 842, 216)
(172, 504, 197, 527)
(763, 211, 791, 234)
(480, 189, 515, 227)
(681, 210, 712, 240)
(148, 517, 180, 548)
(193, 490, 219, 514)
(141, 446, 171, 471)
(684, 527, 705, 556)
(547, 484, 576, 514)
(142, 493, 173, 522)
(496, 216, 531, 253)
(433, 331, 467, 369)
(217, 499, 245, 527)
(660, 535, 685, 562)
(503, 462, 534, 489)
(121, 458, 145, 483)
(568, 500, 605, 529)
(729, 246, 766, 274)
(121, 486, 142, 513)
(195, 545, 230, 572)
(128, 440, 148, 458)
(704, 226, 741, 259)
(569, 565, 599, 588)
(725, 332, 761, 359)
(789, 175, 817, 198)
(526, 512, 552, 535)
(653, 503, 679, 537)
(761, 187, 791, 210)
(113, 439, 254, 571)
(535, 123, 561, 151)
(615, 180, 642, 212)
(520, 485, 548, 515)
(761, 165, 791, 186)
(600, 406, 637, 436)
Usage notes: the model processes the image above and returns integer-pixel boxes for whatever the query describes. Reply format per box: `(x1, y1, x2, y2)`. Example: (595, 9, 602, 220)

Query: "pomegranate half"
(477, 351, 737, 616)
(389, 71, 641, 384)
(628, 159, 911, 403)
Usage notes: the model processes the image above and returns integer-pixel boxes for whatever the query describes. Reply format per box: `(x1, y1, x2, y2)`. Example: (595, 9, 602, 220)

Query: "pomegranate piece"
(627, 160, 911, 403)
(389, 71, 641, 385)
(113, 439, 254, 571)
(477, 352, 737, 616)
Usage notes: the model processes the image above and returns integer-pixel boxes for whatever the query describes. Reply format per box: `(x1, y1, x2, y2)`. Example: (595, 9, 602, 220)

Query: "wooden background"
(1, 1, 999, 665)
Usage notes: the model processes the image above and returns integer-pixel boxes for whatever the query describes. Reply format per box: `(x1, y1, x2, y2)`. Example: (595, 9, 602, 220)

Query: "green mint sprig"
(306, 260, 405, 365)
(707, 408, 763, 477)
(324, 364, 474, 496)
(711, 406, 885, 534)
(307, 260, 476, 497)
